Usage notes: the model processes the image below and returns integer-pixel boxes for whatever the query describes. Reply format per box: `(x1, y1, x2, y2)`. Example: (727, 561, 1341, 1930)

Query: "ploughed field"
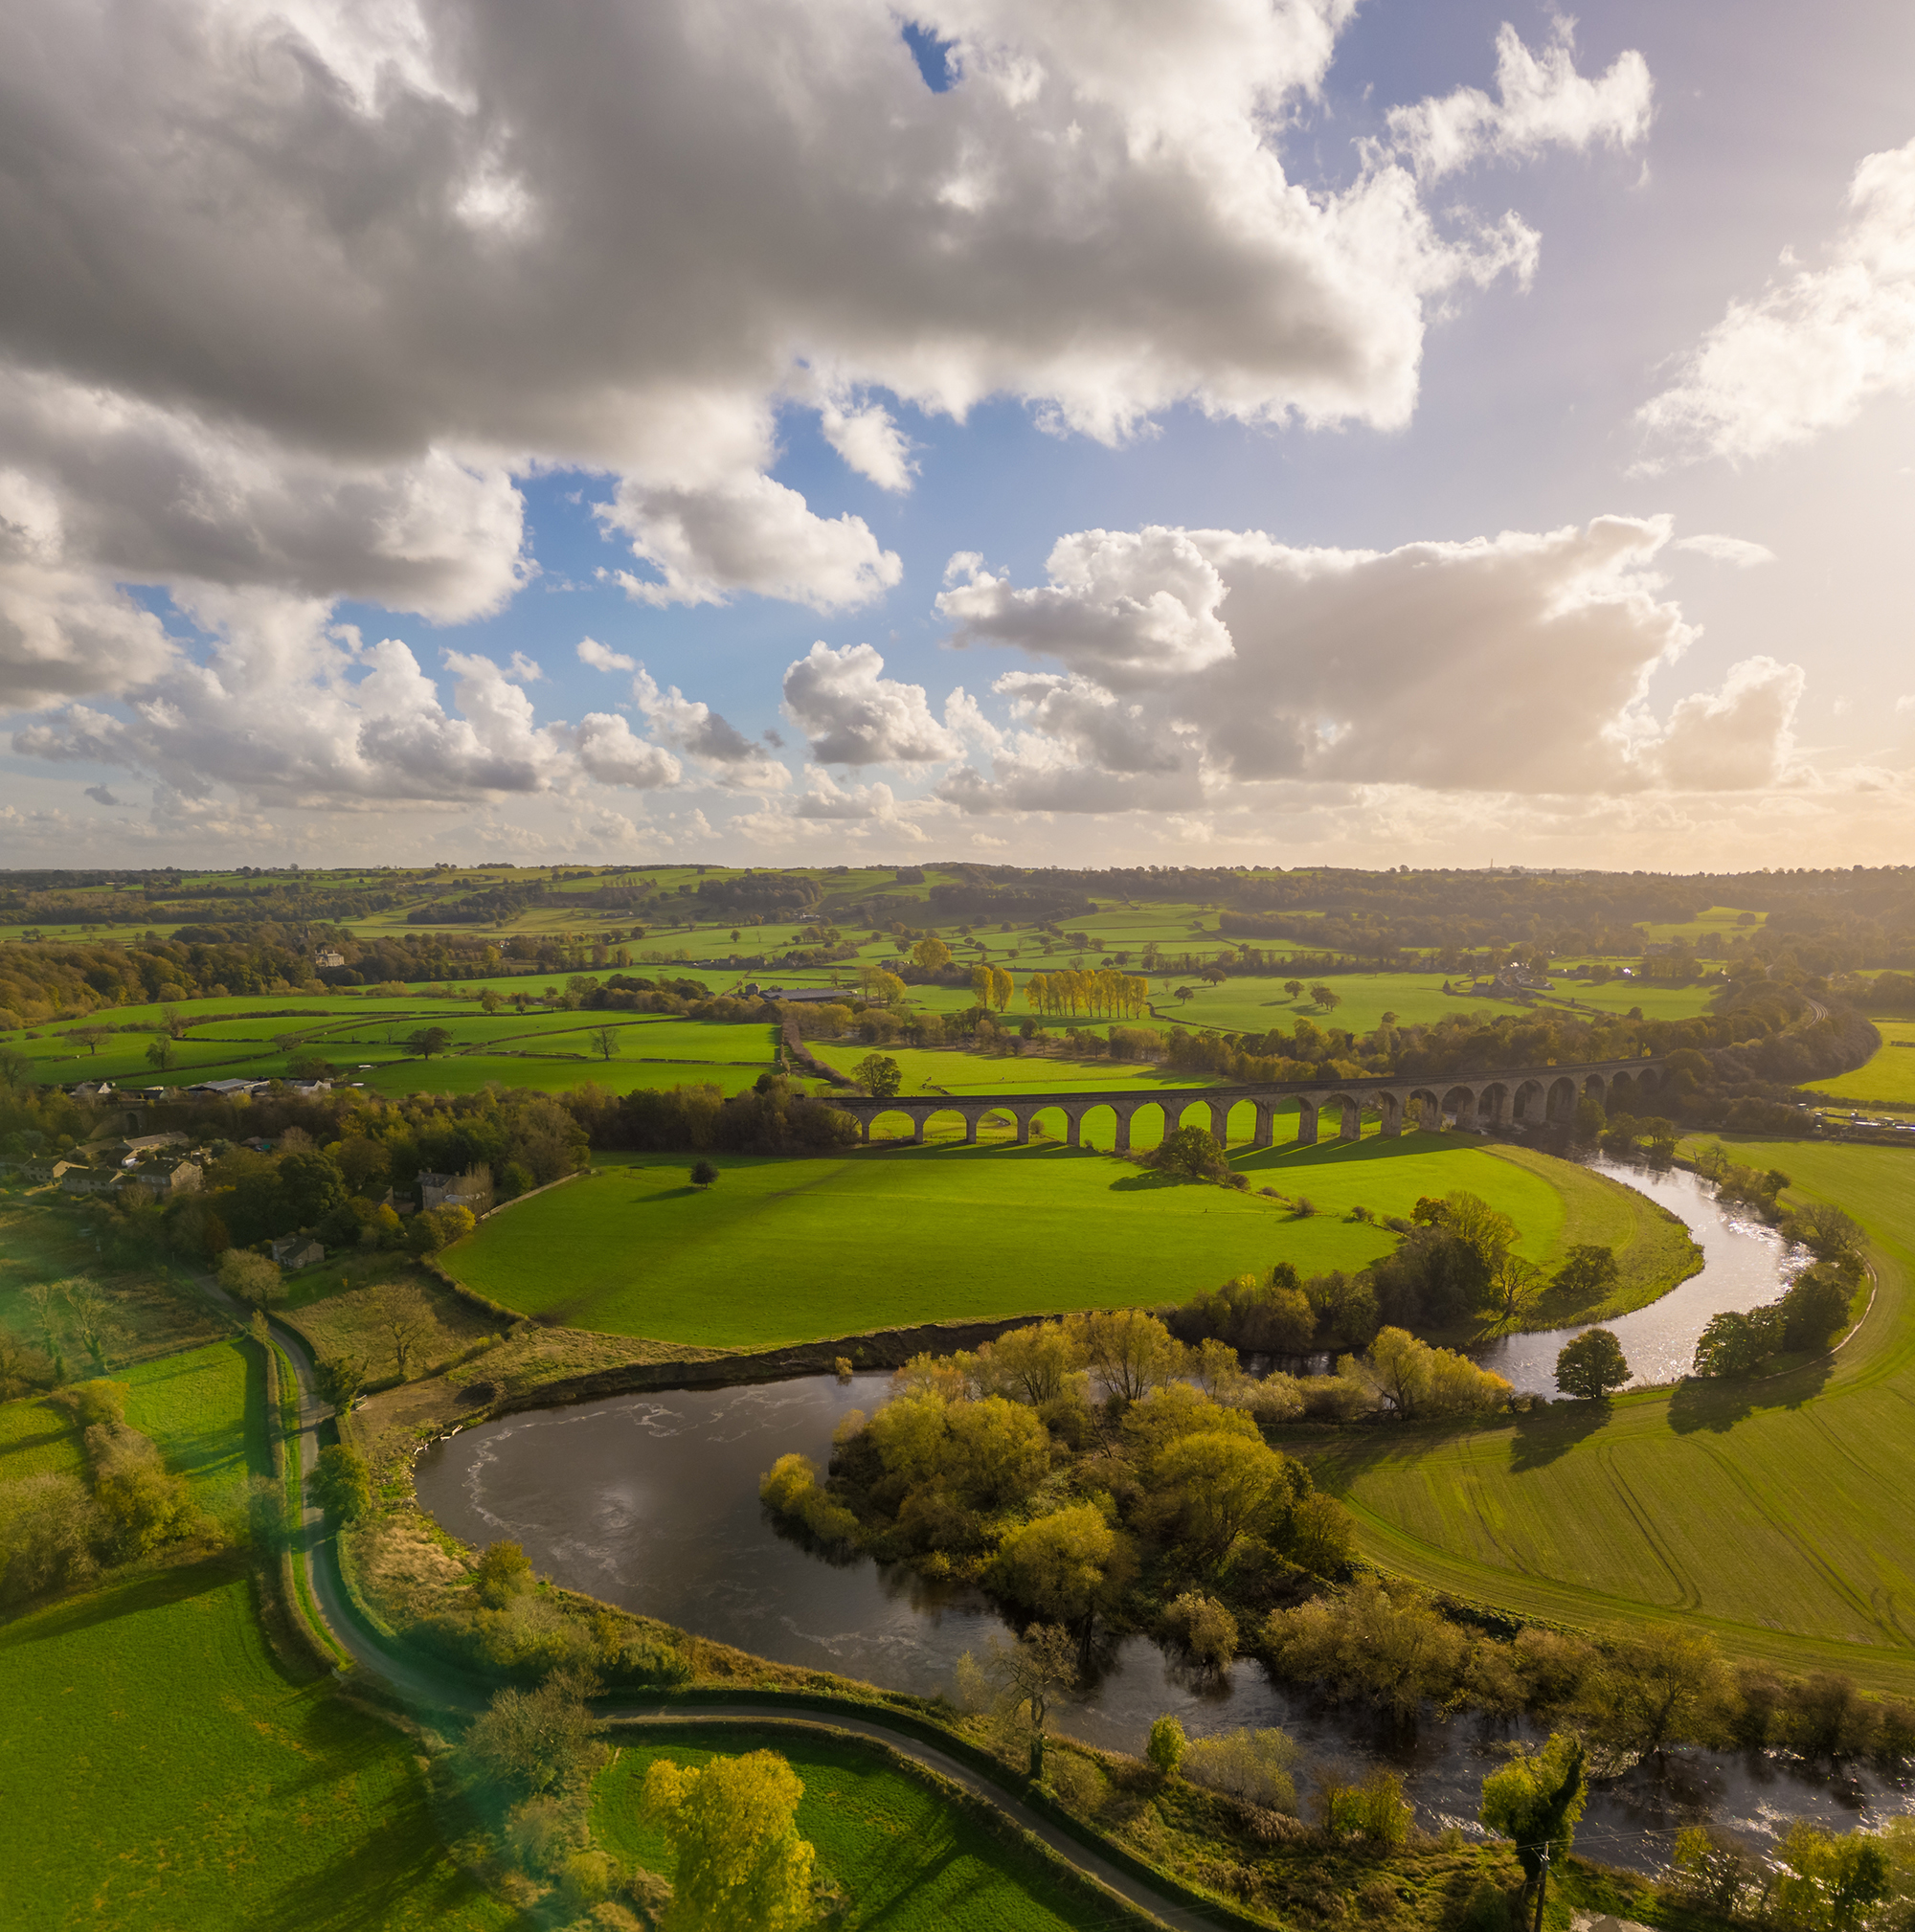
(443, 1135, 1691, 1349)
(1283, 1141, 1915, 1690)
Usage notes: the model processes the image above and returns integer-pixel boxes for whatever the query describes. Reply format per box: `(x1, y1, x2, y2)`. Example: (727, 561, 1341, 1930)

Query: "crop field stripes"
(1590, 1443, 1700, 1609)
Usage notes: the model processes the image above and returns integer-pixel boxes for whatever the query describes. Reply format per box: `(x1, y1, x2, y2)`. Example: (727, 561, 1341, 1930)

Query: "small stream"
(415, 1158, 1904, 1871)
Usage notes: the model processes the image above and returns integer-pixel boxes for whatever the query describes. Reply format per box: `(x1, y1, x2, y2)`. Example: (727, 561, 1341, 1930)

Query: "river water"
(414, 1157, 1905, 1869)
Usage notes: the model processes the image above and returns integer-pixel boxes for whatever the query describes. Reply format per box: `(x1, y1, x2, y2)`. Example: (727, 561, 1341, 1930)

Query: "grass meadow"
(0, 1393, 85, 1478)
(593, 1722, 1142, 1932)
(122, 1337, 270, 1524)
(444, 1136, 1671, 1347)
(0, 1561, 520, 1932)
(1803, 1020, 1915, 1111)
(1282, 1140, 1915, 1689)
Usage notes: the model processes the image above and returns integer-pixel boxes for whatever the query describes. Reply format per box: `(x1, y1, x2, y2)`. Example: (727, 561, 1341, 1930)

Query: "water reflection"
(417, 1355, 1908, 1870)
(1472, 1156, 1811, 1394)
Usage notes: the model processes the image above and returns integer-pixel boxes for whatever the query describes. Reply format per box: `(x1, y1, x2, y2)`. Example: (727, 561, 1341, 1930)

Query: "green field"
(810, 1041, 1207, 1096)
(1283, 1140, 1915, 1689)
(0, 1561, 521, 1932)
(122, 1337, 269, 1523)
(1804, 1021, 1915, 1111)
(444, 1136, 1671, 1347)
(593, 1723, 1139, 1931)
(0, 1393, 85, 1479)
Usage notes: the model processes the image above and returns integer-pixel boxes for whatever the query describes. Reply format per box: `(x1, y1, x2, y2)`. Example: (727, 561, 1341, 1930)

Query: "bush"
(1181, 1729, 1301, 1812)
(0, 1471, 99, 1604)
(1321, 1767, 1412, 1846)
(476, 1539, 534, 1607)
(1146, 1715, 1186, 1777)
(309, 1443, 372, 1521)
(1146, 1127, 1231, 1184)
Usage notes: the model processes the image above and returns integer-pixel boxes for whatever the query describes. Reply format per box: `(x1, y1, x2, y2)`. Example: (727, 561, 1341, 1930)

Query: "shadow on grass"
(1232, 1133, 1485, 1175)
(0, 1554, 237, 1653)
(1666, 1355, 1834, 1435)
(1508, 1399, 1613, 1471)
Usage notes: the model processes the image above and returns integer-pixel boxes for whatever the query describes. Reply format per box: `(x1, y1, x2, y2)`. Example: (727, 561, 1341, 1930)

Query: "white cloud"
(566, 713, 683, 791)
(599, 472, 902, 614)
(1387, 21, 1654, 182)
(782, 641, 963, 766)
(12, 600, 685, 806)
(935, 515, 1803, 805)
(1637, 137, 1915, 466)
(632, 666, 791, 789)
(0, 0, 1608, 679)
(576, 637, 637, 674)
(1671, 533, 1777, 568)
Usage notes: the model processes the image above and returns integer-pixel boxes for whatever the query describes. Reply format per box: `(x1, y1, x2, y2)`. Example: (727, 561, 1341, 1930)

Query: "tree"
(1789, 1202, 1865, 1266)
(70, 1026, 112, 1057)
(1146, 1716, 1186, 1777)
(316, 1354, 365, 1412)
(1309, 984, 1341, 1012)
(145, 1036, 176, 1074)
(912, 935, 952, 972)
(58, 1280, 121, 1370)
(406, 1025, 452, 1059)
(1552, 1244, 1619, 1304)
(1147, 1125, 1230, 1183)
(690, 1159, 718, 1189)
(1478, 1733, 1586, 1888)
(1066, 1309, 1185, 1403)
(1283, 979, 1304, 1000)
(309, 1442, 371, 1519)
(854, 1053, 902, 1099)
(991, 965, 1014, 1012)
(474, 1539, 534, 1606)
(1484, 1251, 1543, 1322)
(279, 1148, 347, 1225)
(1692, 1308, 1780, 1379)
(1555, 1327, 1630, 1400)
(988, 1625, 1079, 1779)
(991, 1504, 1120, 1629)
(218, 1248, 285, 1311)
(1582, 1625, 1725, 1763)
(467, 1671, 602, 1796)
(1154, 1431, 1295, 1563)
(590, 1025, 619, 1061)
(372, 1283, 435, 1381)
(641, 1749, 816, 1932)
(976, 1321, 1085, 1405)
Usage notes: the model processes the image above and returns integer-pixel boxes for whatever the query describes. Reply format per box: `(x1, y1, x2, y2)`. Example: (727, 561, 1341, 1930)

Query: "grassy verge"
(1280, 1141, 1915, 1690)
(0, 1560, 521, 1932)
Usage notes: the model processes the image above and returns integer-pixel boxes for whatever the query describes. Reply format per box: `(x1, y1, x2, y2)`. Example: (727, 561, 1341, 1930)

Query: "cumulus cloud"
(632, 667, 790, 788)
(598, 472, 902, 613)
(782, 641, 963, 766)
(1387, 21, 1654, 181)
(1637, 137, 1915, 466)
(576, 637, 637, 673)
(935, 516, 1802, 804)
(12, 601, 685, 806)
(0, 0, 1608, 679)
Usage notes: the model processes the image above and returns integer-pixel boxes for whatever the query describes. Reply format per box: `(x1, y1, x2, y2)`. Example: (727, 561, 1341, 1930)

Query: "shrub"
(1181, 1728, 1301, 1812)
(476, 1539, 534, 1607)
(309, 1443, 372, 1521)
(1321, 1767, 1412, 1845)
(1146, 1715, 1186, 1777)
(1146, 1127, 1231, 1184)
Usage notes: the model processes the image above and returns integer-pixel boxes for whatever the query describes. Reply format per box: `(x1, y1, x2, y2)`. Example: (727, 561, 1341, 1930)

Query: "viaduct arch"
(830, 1057, 1662, 1148)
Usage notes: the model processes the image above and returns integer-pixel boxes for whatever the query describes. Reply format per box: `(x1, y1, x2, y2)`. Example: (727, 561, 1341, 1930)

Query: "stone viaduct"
(829, 1057, 1663, 1149)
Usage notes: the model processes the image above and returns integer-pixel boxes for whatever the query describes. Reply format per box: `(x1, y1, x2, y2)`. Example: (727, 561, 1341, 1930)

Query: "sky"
(1, 0, 1913, 874)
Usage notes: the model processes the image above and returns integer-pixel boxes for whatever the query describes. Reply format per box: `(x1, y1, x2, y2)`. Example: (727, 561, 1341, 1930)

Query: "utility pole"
(1533, 1844, 1549, 1932)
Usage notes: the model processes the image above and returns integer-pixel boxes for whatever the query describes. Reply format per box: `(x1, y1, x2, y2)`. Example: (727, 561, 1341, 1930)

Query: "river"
(414, 1156, 1905, 1869)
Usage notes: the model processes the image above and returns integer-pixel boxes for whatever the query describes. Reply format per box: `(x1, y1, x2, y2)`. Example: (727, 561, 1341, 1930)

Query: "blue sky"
(2, 0, 1912, 869)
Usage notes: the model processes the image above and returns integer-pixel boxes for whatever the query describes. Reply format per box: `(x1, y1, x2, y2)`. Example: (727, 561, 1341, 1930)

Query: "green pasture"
(1637, 906, 1765, 942)
(1129, 972, 1533, 1038)
(350, 1055, 771, 1100)
(594, 1724, 1137, 1932)
(0, 1393, 85, 1479)
(809, 1041, 1206, 1095)
(1535, 978, 1722, 1021)
(122, 1337, 268, 1523)
(1284, 1140, 1915, 1690)
(444, 1136, 1647, 1348)
(1803, 1021, 1915, 1111)
(0, 1561, 520, 1932)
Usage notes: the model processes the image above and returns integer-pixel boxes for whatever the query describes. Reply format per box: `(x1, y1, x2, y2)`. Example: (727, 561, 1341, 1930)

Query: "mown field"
(593, 1722, 1142, 1932)
(443, 1136, 1673, 1348)
(1284, 1140, 1915, 1689)
(1804, 1020, 1915, 1111)
(0, 1392, 84, 1478)
(0, 1561, 521, 1932)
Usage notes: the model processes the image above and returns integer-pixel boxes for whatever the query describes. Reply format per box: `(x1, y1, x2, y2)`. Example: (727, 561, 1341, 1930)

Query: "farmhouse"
(270, 1235, 326, 1269)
